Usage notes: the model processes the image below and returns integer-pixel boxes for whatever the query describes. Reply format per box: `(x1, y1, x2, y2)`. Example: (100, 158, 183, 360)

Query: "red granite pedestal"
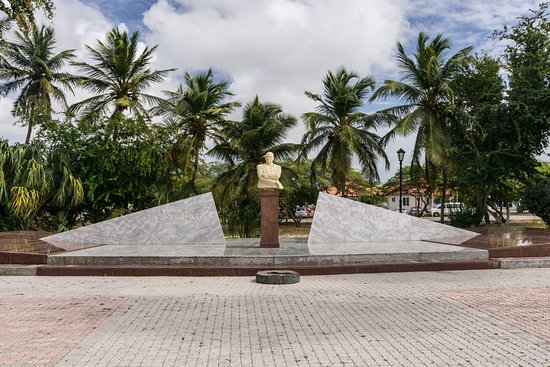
(260, 189, 280, 248)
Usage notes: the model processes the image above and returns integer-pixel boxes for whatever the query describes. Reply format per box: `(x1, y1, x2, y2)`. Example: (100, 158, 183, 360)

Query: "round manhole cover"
(256, 270, 300, 284)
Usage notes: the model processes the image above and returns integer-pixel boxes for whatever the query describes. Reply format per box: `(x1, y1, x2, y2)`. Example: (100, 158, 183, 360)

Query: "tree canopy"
(301, 67, 388, 195)
(70, 28, 174, 119)
(0, 25, 77, 143)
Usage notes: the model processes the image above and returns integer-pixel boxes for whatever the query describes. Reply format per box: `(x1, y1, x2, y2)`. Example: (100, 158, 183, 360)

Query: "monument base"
(260, 189, 279, 248)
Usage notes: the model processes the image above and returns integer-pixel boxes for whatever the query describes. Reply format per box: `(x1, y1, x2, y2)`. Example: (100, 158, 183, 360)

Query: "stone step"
(499, 257, 550, 269)
(0, 264, 38, 276)
(35, 260, 500, 276)
(47, 240, 489, 266)
(48, 249, 488, 266)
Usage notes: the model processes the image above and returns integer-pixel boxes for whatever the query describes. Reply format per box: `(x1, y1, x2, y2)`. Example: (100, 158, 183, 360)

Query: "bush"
(522, 176, 550, 226)
(449, 207, 483, 228)
(220, 196, 260, 238)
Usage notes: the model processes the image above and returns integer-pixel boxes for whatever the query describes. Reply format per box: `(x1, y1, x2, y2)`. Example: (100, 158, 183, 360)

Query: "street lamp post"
(397, 149, 406, 213)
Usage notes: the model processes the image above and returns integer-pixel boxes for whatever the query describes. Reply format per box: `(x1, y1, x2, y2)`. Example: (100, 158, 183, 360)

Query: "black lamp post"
(397, 148, 406, 213)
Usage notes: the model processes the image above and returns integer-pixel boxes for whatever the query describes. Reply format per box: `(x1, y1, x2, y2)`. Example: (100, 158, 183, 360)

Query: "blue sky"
(0, 0, 545, 182)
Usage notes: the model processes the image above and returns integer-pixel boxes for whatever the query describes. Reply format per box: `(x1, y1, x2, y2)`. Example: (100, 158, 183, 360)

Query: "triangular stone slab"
(308, 192, 479, 245)
(42, 192, 225, 246)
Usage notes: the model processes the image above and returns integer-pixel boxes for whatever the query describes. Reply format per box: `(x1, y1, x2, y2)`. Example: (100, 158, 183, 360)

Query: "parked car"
(408, 207, 424, 217)
(394, 208, 407, 214)
(431, 202, 464, 217)
(295, 206, 308, 218)
(278, 207, 289, 221)
(427, 204, 441, 216)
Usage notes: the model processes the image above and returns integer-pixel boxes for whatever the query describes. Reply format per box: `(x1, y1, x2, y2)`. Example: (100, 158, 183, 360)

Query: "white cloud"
(0, 97, 26, 143)
(43, 0, 114, 61)
(142, 0, 407, 132)
(0, 0, 544, 181)
(139, 0, 411, 181)
(404, 0, 541, 55)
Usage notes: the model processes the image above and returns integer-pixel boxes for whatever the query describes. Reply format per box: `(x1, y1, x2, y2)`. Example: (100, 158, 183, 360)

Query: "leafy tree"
(275, 159, 325, 226)
(41, 115, 173, 222)
(450, 2, 549, 226)
(0, 140, 83, 230)
(153, 69, 240, 193)
(70, 28, 174, 119)
(0, 25, 77, 143)
(370, 32, 472, 220)
(497, 2, 550, 156)
(0, 1, 53, 30)
(210, 96, 298, 237)
(301, 67, 388, 196)
(450, 55, 533, 225)
(522, 173, 550, 227)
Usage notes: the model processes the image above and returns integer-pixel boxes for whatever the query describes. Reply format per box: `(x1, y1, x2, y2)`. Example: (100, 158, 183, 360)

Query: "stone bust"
(257, 152, 283, 190)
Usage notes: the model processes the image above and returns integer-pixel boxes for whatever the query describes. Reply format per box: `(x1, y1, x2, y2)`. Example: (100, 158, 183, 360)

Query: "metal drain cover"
(256, 270, 300, 284)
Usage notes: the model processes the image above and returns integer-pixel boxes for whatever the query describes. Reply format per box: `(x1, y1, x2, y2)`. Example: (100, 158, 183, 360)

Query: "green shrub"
(522, 176, 550, 226)
(449, 207, 483, 228)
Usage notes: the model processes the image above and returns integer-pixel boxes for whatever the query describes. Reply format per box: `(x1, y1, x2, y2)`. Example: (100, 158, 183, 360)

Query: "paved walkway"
(1, 269, 549, 366)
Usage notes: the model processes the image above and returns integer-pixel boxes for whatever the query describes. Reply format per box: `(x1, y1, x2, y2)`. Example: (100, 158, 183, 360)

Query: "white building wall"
(387, 195, 415, 211)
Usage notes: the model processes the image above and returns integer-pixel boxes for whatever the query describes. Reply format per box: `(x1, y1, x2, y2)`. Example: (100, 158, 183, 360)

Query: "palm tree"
(370, 33, 472, 220)
(0, 17, 12, 37)
(70, 28, 174, 118)
(153, 69, 240, 193)
(209, 96, 298, 237)
(0, 25, 77, 143)
(300, 67, 389, 196)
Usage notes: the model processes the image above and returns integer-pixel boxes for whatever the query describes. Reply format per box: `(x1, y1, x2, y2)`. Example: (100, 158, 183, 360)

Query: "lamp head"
(397, 148, 406, 162)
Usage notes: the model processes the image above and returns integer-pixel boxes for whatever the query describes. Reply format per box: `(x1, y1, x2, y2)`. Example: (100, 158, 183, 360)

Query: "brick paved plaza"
(0, 269, 549, 366)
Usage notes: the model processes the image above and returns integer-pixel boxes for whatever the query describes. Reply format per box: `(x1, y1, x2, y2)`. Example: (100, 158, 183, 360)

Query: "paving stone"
(0, 269, 548, 366)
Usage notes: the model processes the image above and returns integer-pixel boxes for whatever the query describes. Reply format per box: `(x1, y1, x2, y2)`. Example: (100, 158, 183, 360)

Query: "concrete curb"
(499, 257, 550, 269)
(0, 264, 38, 276)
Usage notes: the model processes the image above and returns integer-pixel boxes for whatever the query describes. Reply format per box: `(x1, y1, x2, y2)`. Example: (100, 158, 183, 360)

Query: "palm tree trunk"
(190, 148, 200, 191)
(440, 169, 447, 223)
(25, 123, 32, 144)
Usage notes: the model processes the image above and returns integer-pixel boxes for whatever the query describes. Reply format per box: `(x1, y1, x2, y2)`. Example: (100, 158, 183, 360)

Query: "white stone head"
(262, 152, 274, 164)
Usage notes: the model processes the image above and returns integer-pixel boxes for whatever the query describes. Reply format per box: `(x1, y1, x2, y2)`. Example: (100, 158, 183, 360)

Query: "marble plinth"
(308, 192, 479, 245)
(41, 193, 225, 246)
(260, 189, 280, 248)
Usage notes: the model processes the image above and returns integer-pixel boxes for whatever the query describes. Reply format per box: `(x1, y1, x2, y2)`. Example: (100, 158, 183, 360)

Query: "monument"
(41, 192, 226, 247)
(308, 192, 479, 245)
(257, 152, 283, 248)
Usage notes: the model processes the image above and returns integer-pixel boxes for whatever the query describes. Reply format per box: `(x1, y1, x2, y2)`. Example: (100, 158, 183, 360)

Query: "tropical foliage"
(0, 3, 548, 234)
(301, 67, 388, 195)
(210, 97, 298, 236)
(41, 115, 173, 222)
(154, 69, 240, 193)
(371, 32, 472, 220)
(371, 33, 472, 166)
(449, 3, 549, 226)
(0, 0, 54, 30)
(522, 173, 550, 226)
(70, 28, 173, 119)
(0, 25, 77, 143)
(0, 140, 83, 230)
